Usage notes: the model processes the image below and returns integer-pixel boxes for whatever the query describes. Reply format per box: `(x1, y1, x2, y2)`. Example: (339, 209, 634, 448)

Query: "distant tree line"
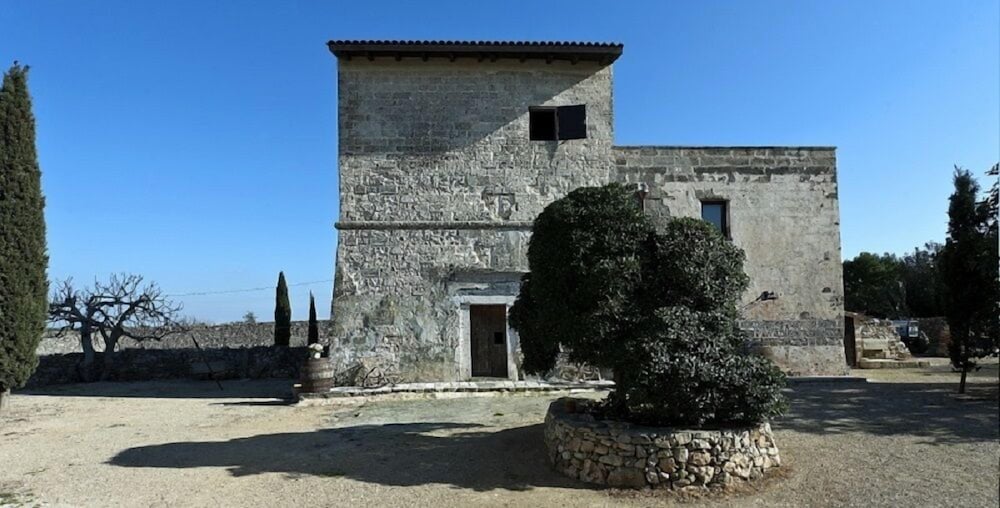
(843, 242, 945, 319)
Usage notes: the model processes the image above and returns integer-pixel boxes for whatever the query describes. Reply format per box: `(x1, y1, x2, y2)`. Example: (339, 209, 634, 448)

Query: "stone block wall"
(337, 59, 614, 224)
(544, 398, 780, 489)
(615, 146, 847, 375)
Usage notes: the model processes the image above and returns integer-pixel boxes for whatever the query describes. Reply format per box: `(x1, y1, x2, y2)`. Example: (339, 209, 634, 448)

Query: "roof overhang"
(327, 40, 623, 65)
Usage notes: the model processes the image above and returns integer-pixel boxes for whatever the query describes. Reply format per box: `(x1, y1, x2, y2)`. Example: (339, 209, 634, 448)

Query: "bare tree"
(49, 274, 184, 381)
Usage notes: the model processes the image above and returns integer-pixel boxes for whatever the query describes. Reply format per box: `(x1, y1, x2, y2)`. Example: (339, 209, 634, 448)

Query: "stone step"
(296, 379, 613, 403)
(857, 358, 930, 369)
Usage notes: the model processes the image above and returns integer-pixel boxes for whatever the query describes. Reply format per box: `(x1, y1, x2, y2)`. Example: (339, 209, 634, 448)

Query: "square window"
(529, 107, 557, 140)
(701, 200, 729, 237)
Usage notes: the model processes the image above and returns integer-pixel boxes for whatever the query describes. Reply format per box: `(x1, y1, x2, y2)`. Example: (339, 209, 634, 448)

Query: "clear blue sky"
(3, 1, 998, 323)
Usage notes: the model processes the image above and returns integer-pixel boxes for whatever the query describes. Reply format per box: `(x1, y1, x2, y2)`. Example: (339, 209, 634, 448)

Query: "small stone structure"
(544, 398, 780, 489)
(845, 313, 931, 368)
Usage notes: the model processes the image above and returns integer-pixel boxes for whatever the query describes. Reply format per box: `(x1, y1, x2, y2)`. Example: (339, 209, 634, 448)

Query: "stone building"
(328, 40, 847, 382)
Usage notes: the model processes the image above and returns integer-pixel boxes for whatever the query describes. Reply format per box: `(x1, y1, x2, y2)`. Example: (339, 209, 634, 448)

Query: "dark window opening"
(701, 200, 729, 238)
(529, 104, 587, 141)
(529, 108, 557, 140)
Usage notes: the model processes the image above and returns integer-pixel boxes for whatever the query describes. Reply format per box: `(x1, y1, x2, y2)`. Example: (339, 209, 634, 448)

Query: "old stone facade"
(328, 40, 847, 382)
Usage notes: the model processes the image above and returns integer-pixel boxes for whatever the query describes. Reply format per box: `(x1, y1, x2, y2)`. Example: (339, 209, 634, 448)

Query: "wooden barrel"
(299, 357, 334, 393)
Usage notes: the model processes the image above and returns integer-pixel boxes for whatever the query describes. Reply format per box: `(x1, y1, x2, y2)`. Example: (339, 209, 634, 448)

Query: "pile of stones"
(544, 397, 780, 490)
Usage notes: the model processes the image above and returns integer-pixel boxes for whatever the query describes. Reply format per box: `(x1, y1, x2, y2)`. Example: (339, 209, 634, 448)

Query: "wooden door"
(470, 305, 508, 378)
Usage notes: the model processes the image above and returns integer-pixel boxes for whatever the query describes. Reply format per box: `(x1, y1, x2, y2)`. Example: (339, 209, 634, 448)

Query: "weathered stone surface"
(658, 457, 677, 474)
(673, 447, 690, 463)
(607, 467, 646, 489)
(689, 451, 712, 467)
(598, 454, 623, 467)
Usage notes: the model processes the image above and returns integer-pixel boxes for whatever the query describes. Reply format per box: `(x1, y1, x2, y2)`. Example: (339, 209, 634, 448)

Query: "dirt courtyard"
(1, 360, 997, 507)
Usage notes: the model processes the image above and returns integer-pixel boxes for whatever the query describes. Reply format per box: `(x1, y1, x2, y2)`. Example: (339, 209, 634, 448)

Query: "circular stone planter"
(544, 397, 780, 490)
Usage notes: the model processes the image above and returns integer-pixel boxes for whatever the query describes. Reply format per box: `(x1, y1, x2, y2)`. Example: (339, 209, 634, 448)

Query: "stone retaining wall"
(544, 398, 780, 489)
(37, 320, 333, 355)
(26, 347, 308, 387)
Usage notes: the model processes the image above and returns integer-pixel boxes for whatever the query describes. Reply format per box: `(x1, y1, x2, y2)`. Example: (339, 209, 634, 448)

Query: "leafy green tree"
(843, 252, 906, 318)
(307, 292, 319, 345)
(900, 242, 945, 317)
(939, 168, 999, 393)
(274, 271, 291, 347)
(510, 184, 785, 426)
(0, 62, 48, 405)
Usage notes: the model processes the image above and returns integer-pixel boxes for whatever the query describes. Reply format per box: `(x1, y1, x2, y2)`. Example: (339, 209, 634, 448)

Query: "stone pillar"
(0, 388, 10, 413)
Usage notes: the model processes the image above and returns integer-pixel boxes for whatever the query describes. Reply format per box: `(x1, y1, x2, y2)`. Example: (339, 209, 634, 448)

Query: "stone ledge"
(544, 397, 780, 489)
(296, 380, 613, 403)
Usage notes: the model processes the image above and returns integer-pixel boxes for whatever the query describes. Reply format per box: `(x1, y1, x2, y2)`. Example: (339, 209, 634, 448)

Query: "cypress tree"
(307, 292, 319, 345)
(939, 168, 999, 393)
(274, 271, 291, 347)
(0, 63, 49, 406)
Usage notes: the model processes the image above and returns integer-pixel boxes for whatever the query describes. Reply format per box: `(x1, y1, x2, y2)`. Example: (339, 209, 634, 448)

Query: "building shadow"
(776, 380, 999, 446)
(109, 422, 588, 492)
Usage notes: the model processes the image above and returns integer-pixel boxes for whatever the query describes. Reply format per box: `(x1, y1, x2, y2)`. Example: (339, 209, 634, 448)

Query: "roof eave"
(326, 41, 623, 65)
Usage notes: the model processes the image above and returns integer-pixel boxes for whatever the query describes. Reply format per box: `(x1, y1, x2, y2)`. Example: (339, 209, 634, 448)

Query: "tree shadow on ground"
(777, 381, 999, 446)
(109, 422, 588, 492)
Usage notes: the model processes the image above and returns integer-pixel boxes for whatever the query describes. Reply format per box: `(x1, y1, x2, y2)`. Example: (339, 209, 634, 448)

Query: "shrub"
(510, 184, 786, 427)
(509, 184, 653, 374)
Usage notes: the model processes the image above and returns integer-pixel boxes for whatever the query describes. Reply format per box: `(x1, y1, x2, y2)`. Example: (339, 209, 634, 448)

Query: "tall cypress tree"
(0, 63, 49, 406)
(307, 292, 319, 345)
(274, 271, 291, 347)
(939, 168, 999, 393)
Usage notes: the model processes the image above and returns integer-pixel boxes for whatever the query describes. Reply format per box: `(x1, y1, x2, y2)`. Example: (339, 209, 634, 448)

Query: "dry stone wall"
(36, 320, 331, 355)
(544, 398, 780, 489)
(27, 321, 322, 387)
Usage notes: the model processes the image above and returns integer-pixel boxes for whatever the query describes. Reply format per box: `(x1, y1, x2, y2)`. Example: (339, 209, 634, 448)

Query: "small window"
(529, 104, 587, 141)
(529, 108, 557, 140)
(701, 200, 729, 237)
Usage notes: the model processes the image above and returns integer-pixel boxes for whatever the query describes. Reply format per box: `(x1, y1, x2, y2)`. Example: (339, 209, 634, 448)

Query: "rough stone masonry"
(327, 40, 847, 382)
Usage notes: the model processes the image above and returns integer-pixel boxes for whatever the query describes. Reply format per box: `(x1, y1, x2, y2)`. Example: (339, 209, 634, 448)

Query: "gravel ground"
(0, 361, 997, 508)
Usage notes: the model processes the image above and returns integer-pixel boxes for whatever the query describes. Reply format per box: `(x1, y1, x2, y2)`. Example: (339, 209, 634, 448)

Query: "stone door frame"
(453, 295, 519, 381)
